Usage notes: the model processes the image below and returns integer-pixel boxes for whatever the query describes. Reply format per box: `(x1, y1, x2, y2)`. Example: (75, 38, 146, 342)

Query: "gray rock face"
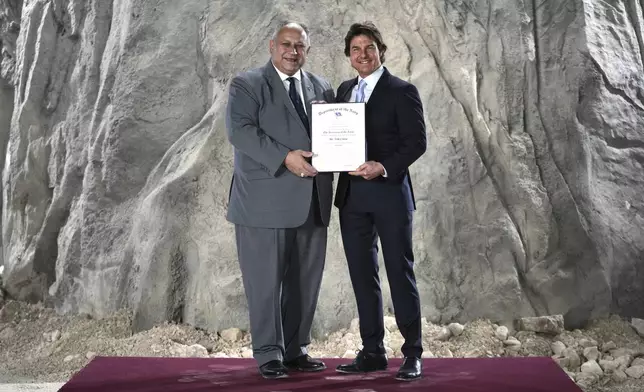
(0, 0, 643, 336)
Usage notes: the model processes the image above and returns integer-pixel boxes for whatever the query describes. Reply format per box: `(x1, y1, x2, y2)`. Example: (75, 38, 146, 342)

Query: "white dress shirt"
(272, 62, 307, 114)
(350, 65, 385, 104)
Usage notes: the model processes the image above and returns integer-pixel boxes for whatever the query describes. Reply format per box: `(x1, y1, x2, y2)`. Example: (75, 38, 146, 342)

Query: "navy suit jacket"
(333, 67, 427, 211)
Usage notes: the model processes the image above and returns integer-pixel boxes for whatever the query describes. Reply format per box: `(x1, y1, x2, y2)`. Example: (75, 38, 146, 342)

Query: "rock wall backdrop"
(0, 0, 643, 337)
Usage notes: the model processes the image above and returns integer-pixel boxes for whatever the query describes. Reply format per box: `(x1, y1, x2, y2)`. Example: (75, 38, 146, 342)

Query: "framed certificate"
(310, 103, 366, 172)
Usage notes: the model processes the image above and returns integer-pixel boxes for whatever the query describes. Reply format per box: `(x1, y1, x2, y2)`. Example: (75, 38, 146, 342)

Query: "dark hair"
(343, 22, 387, 63)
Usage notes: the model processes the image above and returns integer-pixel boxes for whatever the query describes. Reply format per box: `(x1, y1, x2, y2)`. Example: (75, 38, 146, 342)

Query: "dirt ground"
(0, 299, 643, 392)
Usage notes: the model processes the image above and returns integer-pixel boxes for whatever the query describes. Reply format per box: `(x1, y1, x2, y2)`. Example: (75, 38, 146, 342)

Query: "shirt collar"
(357, 65, 385, 89)
(272, 61, 302, 82)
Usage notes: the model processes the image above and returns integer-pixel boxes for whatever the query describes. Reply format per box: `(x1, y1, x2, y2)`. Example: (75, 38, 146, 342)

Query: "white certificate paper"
(311, 103, 366, 172)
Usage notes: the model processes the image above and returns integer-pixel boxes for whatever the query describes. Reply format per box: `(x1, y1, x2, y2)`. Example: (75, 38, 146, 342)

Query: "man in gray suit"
(225, 21, 335, 379)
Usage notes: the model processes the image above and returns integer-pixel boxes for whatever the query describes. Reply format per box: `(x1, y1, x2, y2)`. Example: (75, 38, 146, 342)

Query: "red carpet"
(59, 356, 582, 391)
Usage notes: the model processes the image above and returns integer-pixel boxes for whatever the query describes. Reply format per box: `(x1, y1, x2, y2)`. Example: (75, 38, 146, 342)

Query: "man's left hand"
(349, 161, 385, 180)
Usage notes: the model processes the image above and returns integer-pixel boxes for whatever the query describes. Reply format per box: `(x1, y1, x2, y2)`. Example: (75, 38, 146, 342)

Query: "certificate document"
(310, 103, 366, 172)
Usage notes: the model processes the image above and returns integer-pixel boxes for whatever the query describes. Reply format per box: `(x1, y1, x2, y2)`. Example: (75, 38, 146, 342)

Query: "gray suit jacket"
(225, 61, 336, 228)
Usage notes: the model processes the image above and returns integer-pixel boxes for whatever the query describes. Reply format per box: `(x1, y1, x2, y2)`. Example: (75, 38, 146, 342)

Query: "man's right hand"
(285, 150, 318, 178)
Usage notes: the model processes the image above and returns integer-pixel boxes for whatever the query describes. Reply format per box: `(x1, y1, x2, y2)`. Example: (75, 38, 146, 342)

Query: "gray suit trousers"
(235, 186, 327, 366)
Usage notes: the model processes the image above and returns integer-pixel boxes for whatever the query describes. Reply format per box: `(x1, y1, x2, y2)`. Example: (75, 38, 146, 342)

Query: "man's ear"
(269, 40, 275, 54)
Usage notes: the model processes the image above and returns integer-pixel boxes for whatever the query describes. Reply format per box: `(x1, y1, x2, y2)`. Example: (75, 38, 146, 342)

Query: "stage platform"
(58, 356, 583, 391)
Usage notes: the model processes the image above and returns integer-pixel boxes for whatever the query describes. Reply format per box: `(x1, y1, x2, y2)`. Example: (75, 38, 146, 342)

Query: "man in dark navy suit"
(333, 22, 427, 381)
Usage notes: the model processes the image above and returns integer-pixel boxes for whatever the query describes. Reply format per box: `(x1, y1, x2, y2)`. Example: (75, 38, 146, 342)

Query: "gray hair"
(271, 20, 311, 46)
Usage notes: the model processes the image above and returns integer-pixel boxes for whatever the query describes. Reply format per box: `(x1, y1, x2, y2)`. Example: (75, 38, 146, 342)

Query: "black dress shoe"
(395, 357, 422, 381)
(283, 354, 327, 372)
(336, 351, 388, 373)
(259, 360, 288, 379)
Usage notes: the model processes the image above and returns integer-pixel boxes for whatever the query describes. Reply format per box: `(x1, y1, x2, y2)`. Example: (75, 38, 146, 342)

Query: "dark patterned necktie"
(287, 77, 309, 134)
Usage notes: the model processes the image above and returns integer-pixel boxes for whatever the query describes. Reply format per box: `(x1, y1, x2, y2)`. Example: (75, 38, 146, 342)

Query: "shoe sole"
(261, 373, 289, 379)
(335, 368, 387, 374)
(395, 375, 421, 381)
(286, 366, 327, 372)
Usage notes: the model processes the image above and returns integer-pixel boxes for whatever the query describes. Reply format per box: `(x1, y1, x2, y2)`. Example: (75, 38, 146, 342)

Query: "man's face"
(349, 34, 382, 78)
(270, 26, 309, 76)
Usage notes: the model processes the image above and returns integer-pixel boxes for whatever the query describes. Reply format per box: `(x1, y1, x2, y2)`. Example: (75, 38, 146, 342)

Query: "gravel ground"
(0, 299, 643, 391)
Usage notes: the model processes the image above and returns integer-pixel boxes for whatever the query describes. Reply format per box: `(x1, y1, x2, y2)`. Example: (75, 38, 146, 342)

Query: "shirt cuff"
(382, 165, 387, 178)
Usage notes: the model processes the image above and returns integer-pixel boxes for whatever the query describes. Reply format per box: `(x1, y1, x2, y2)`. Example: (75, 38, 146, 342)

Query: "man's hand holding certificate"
(311, 103, 366, 172)
(349, 161, 385, 180)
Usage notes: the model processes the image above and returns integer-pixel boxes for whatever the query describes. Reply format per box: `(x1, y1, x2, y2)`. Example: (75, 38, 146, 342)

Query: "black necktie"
(287, 77, 309, 134)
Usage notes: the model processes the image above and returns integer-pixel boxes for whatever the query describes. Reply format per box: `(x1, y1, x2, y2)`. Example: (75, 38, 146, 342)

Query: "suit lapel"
(301, 72, 315, 139)
(340, 78, 358, 103)
(262, 61, 308, 134)
(301, 71, 315, 107)
(363, 67, 390, 108)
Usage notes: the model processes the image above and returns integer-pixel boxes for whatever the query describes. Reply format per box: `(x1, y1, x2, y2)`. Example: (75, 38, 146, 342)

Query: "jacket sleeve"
(335, 82, 347, 103)
(323, 81, 336, 103)
(380, 83, 427, 180)
(225, 75, 290, 176)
